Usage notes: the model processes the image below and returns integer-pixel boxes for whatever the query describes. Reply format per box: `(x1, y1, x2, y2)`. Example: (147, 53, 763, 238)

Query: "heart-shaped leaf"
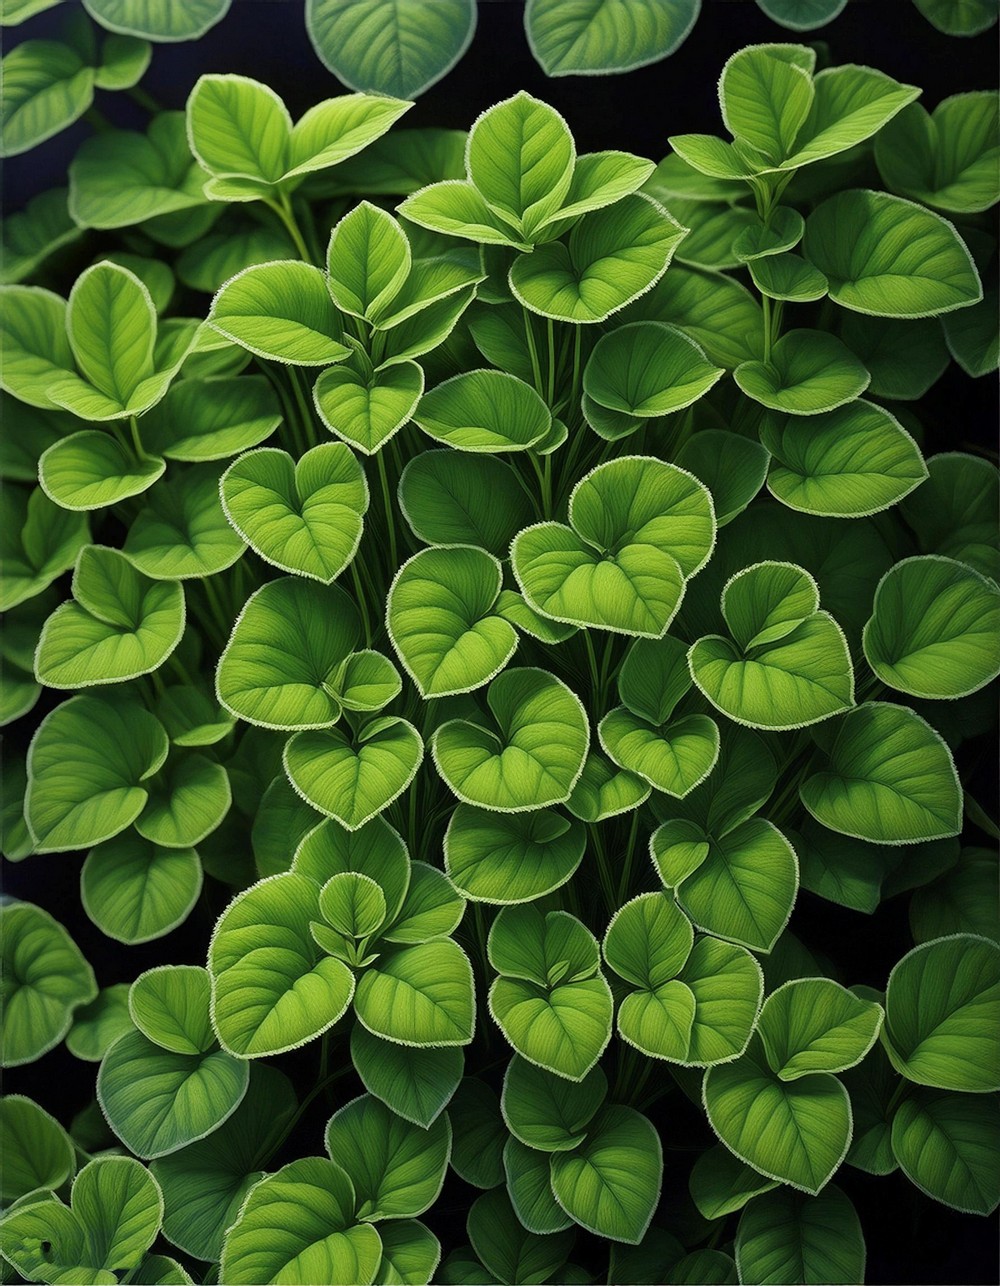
(314, 358, 424, 454)
(444, 805, 586, 904)
(82, 834, 202, 944)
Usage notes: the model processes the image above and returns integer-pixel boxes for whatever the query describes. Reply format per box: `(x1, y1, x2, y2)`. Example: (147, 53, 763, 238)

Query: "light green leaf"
(549, 1105, 662, 1243)
(0, 487, 89, 612)
(489, 972, 613, 1081)
(67, 984, 134, 1061)
(327, 201, 411, 319)
(541, 149, 655, 226)
(676, 431, 770, 527)
(97, 1028, 249, 1159)
(802, 189, 982, 317)
(914, 0, 997, 37)
(900, 452, 999, 581)
(754, 0, 847, 29)
(82, 835, 202, 944)
(398, 180, 531, 250)
(504, 1137, 573, 1235)
(734, 1185, 866, 1285)
(749, 252, 829, 303)
(69, 113, 208, 230)
(757, 978, 883, 1080)
(26, 694, 168, 852)
(0, 36, 96, 158)
(444, 805, 585, 903)
(294, 816, 410, 923)
(876, 93, 999, 213)
(0, 1095, 75, 1201)
(719, 43, 816, 163)
(64, 261, 162, 414)
(0, 285, 75, 410)
(781, 64, 920, 168)
(307, 0, 475, 98)
(220, 1156, 382, 1286)
(626, 264, 764, 368)
(891, 1088, 1000, 1215)
(604, 892, 694, 991)
(1, 188, 83, 285)
(883, 934, 1000, 1092)
(375, 1219, 441, 1286)
(735, 329, 869, 414)
(415, 369, 550, 453)
(209, 872, 355, 1057)
(566, 751, 650, 822)
(761, 399, 928, 517)
(502, 1055, 607, 1153)
(398, 451, 533, 555)
(510, 194, 686, 323)
(863, 555, 1000, 699)
(123, 464, 246, 580)
(350, 1025, 463, 1127)
(141, 374, 281, 462)
(186, 74, 291, 182)
(512, 456, 715, 637)
(221, 443, 367, 582)
(284, 716, 423, 830)
(526, 0, 700, 75)
(704, 1035, 851, 1194)
(325, 1093, 451, 1220)
(150, 1064, 296, 1262)
(35, 545, 184, 689)
(128, 965, 214, 1054)
(217, 577, 360, 729)
(467, 92, 574, 236)
(39, 432, 165, 512)
(1, 899, 97, 1066)
(799, 702, 962, 844)
(432, 667, 589, 811)
(209, 260, 350, 365)
(584, 322, 723, 416)
(600, 708, 720, 798)
(354, 938, 475, 1047)
(315, 358, 424, 454)
(689, 1145, 778, 1221)
(388, 545, 517, 697)
(83, 0, 231, 39)
(177, 226, 296, 294)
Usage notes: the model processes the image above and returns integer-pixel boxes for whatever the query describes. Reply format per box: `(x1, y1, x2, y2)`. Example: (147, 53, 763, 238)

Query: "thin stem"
(269, 193, 314, 264)
(350, 560, 373, 646)
(128, 415, 147, 460)
(201, 577, 232, 646)
(546, 317, 557, 406)
(583, 630, 601, 710)
(289, 367, 319, 450)
(762, 294, 773, 363)
(126, 85, 160, 113)
(569, 326, 583, 425)
(523, 309, 544, 397)
(375, 449, 398, 574)
(617, 809, 641, 904)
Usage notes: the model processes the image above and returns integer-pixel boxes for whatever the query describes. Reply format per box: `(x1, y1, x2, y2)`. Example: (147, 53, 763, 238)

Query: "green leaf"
(83, 0, 231, 39)
(75, 1154, 163, 1270)
(398, 181, 531, 250)
(883, 934, 1000, 1092)
(447, 1078, 507, 1188)
(1, 0, 64, 25)
(150, 1064, 296, 1261)
(315, 358, 424, 454)
(719, 44, 816, 163)
(749, 252, 829, 303)
(221, 443, 367, 582)
(328, 201, 411, 320)
(69, 113, 208, 230)
(307, 0, 475, 97)
(26, 694, 168, 852)
(600, 708, 720, 798)
(325, 1093, 451, 1220)
(690, 561, 854, 731)
(676, 431, 770, 527)
(757, 978, 883, 1080)
(129, 964, 214, 1054)
(689, 1145, 778, 1221)
(781, 64, 920, 168)
(604, 892, 694, 990)
(900, 452, 999, 581)
(835, 314, 948, 401)
(285, 716, 423, 830)
(415, 369, 550, 453)
(668, 817, 798, 953)
(0, 285, 75, 410)
(802, 189, 982, 317)
(388, 546, 517, 697)
(467, 1187, 573, 1283)
(584, 322, 723, 417)
(490, 971, 612, 1081)
(209, 260, 350, 365)
(67, 984, 134, 1061)
(39, 431, 165, 511)
(735, 329, 869, 414)
(220, 1156, 382, 1286)
(502, 1055, 607, 1152)
(467, 92, 575, 236)
(209, 872, 355, 1056)
(122, 464, 245, 580)
(841, 1039, 899, 1176)
(876, 93, 999, 213)
(351, 1025, 463, 1127)
(891, 1087, 1000, 1215)
(444, 805, 585, 903)
(503, 1138, 573, 1235)
(320, 872, 387, 940)
(543, 149, 656, 226)
(510, 194, 686, 323)
(911, 847, 1000, 944)
(1, 899, 97, 1066)
(526, 0, 700, 75)
(512, 456, 715, 637)
(0, 1095, 75, 1200)
(177, 226, 296, 294)
(754, 0, 847, 29)
(375, 1219, 441, 1286)
(0, 36, 96, 158)
(490, 904, 599, 988)
(354, 938, 476, 1047)
(761, 400, 928, 517)
(550, 1105, 662, 1243)
(914, 0, 997, 37)
(97, 1028, 249, 1159)
(185, 74, 291, 183)
(293, 815, 411, 925)
(432, 668, 589, 811)
(82, 835, 202, 944)
(704, 1036, 851, 1194)
(799, 702, 963, 844)
(217, 577, 360, 729)
(735, 1185, 866, 1285)
(863, 555, 1000, 698)
(625, 265, 764, 368)
(0, 487, 89, 612)
(1, 188, 83, 285)
(399, 451, 533, 555)
(35, 546, 185, 689)
(142, 375, 282, 462)
(566, 752, 650, 822)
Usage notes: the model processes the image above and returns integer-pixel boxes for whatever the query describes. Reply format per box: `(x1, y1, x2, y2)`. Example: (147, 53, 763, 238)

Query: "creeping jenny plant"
(1, 23, 999, 1286)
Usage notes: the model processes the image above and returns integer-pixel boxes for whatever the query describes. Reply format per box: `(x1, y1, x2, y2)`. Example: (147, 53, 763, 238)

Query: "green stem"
(289, 368, 319, 450)
(546, 317, 557, 406)
(523, 309, 544, 397)
(375, 449, 398, 574)
(350, 561, 373, 646)
(201, 577, 231, 647)
(617, 809, 641, 904)
(270, 192, 314, 264)
(128, 415, 147, 460)
(569, 326, 583, 425)
(126, 85, 160, 113)
(583, 630, 601, 711)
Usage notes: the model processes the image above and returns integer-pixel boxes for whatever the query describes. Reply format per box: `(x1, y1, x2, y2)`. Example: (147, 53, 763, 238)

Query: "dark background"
(4, 3, 998, 1284)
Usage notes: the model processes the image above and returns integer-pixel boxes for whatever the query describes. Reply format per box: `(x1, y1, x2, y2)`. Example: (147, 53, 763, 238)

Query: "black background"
(4, 3, 998, 1284)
